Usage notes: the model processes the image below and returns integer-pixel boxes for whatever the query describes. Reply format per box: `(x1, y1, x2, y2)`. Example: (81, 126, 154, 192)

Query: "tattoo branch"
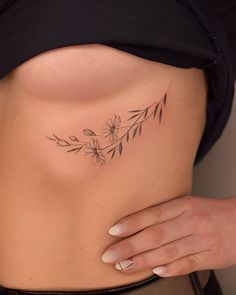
(45, 92, 168, 166)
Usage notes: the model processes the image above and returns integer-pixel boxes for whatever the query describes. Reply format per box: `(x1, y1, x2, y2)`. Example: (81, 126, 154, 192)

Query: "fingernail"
(152, 266, 167, 275)
(102, 249, 120, 263)
(115, 260, 135, 271)
(108, 224, 126, 236)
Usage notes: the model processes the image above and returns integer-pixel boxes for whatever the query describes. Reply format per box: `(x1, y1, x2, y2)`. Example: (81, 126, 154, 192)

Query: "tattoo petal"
(83, 129, 97, 136)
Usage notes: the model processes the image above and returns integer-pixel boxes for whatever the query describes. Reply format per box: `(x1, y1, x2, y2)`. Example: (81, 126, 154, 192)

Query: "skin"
(102, 194, 236, 276)
(0, 43, 217, 289)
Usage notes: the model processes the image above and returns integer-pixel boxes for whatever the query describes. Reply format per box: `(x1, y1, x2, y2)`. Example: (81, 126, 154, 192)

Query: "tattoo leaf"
(46, 135, 69, 146)
(133, 125, 139, 139)
(52, 134, 61, 141)
(128, 113, 140, 121)
(83, 129, 97, 136)
(144, 108, 148, 118)
(45, 136, 57, 141)
(57, 142, 70, 147)
(153, 103, 159, 118)
(69, 135, 79, 141)
(66, 146, 83, 153)
(60, 138, 69, 143)
(159, 107, 162, 123)
(128, 110, 142, 113)
(126, 132, 130, 142)
(107, 147, 116, 154)
(119, 142, 123, 155)
(138, 124, 142, 135)
(111, 149, 116, 159)
(163, 94, 167, 106)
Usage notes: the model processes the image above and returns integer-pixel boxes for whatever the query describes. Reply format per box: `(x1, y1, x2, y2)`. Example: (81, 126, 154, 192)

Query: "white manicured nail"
(108, 224, 126, 235)
(102, 249, 120, 263)
(115, 260, 135, 271)
(153, 266, 167, 275)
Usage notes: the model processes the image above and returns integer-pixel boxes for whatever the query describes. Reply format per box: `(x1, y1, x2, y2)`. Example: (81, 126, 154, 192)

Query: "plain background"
(193, 84, 236, 295)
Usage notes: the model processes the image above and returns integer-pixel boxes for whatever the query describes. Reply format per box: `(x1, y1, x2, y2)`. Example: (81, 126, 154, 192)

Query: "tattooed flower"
(83, 138, 106, 165)
(101, 114, 122, 143)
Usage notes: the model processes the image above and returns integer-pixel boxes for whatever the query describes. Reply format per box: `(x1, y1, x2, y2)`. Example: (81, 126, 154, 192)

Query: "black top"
(0, 0, 235, 165)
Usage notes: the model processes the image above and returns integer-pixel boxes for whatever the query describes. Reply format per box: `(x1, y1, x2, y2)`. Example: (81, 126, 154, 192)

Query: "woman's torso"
(0, 44, 208, 290)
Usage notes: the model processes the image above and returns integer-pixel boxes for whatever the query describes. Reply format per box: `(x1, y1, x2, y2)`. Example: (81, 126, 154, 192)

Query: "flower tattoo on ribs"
(45, 92, 168, 166)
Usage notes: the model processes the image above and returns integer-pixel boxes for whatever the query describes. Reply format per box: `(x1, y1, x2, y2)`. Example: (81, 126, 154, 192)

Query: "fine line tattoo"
(45, 91, 168, 166)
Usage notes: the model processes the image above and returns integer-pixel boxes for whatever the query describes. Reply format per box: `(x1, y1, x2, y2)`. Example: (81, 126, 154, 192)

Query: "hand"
(101, 195, 236, 277)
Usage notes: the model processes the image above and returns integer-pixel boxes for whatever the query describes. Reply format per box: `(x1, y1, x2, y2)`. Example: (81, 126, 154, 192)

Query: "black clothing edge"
(185, 0, 235, 166)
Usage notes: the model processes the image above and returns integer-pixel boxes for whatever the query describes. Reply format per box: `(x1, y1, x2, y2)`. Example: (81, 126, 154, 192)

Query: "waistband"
(0, 270, 211, 295)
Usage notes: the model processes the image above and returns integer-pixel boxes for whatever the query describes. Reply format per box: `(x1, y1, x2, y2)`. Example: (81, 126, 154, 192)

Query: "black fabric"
(189, 272, 205, 295)
(206, 0, 236, 78)
(182, 0, 235, 165)
(203, 270, 223, 295)
(0, 0, 235, 165)
(189, 270, 224, 295)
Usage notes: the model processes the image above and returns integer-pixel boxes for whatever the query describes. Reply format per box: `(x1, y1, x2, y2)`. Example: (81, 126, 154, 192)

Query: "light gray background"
(193, 85, 236, 294)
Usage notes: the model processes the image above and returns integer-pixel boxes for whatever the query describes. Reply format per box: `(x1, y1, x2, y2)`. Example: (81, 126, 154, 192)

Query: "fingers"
(102, 195, 227, 276)
(113, 233, 208, 274)
(102, 214, 193, 264)
(108, 195, 190, 237)
(152, 251, 211, 277)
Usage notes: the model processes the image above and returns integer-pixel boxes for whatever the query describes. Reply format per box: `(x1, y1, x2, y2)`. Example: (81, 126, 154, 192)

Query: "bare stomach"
(0, 44, 208, 290)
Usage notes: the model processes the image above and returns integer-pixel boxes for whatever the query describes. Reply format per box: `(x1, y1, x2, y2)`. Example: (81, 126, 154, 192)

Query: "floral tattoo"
(45, 92, 168, 166)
